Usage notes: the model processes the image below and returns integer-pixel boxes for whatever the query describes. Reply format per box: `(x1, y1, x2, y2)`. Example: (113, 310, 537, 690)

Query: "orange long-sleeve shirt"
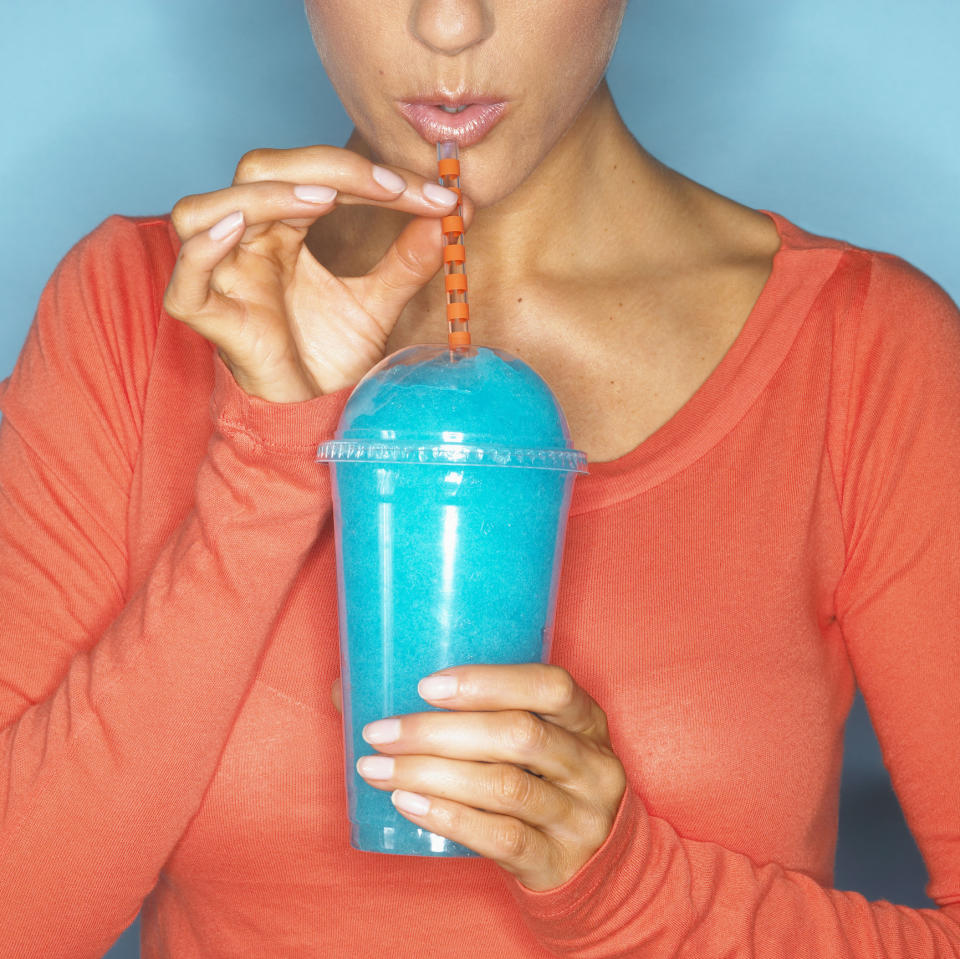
(1, 211, 958, 958)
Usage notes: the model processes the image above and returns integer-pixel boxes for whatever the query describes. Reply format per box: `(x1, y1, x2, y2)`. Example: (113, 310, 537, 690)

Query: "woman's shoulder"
(763, 210, 959, 343)
(3, 214, 183, 412)
(46, 214, 181, 332)
(75, 212, 179, 284)
(772, 214, 960, 422)
(767, 210, 954, 302)
(45, 213, 182, 357)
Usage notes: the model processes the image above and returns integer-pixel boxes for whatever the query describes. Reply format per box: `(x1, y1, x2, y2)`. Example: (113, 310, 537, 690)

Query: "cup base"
(351, 822, 477, 857)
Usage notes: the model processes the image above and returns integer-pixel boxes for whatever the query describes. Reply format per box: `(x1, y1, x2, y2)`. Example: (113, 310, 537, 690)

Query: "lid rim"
(316, 439, 588, 474)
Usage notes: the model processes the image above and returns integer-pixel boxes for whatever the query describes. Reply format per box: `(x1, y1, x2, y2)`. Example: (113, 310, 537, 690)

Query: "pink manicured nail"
(371, 165, 407, 192)
(422, 182, 459, 206)
(392, 790, 431, 816)
(363, 718, 401, 744)
(418, 675, 458, 700)
(357, 756, 395, 780)
(293, 184, 338, 204)
(209, 210, 244, 241)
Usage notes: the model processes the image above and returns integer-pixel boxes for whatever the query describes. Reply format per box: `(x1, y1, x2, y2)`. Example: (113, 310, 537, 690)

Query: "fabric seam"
(829, 251, 875, 645)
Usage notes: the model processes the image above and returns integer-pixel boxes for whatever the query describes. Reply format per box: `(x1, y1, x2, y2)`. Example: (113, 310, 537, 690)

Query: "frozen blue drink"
(317, 344, 587, 856)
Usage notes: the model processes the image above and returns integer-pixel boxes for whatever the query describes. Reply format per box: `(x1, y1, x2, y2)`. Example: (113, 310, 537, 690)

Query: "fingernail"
(372, 165, 407, 192)
(392, 790, 431, 816)
(419, 675, 458, 700)
(209, 211, 245, 241)
(363, 718, 401, 745)
(293, 184, 338, 204)
(422, 182, 459, 206)
(357, 756, 395, 780)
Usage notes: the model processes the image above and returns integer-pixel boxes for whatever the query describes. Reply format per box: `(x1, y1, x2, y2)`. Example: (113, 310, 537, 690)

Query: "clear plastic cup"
(317, 344, 587, 856)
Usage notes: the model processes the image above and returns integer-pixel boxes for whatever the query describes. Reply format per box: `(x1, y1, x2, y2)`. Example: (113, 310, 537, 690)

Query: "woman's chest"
(391, 263, 768, 464)
(135, 304, 850, 887)
(137, 433, 850, 887)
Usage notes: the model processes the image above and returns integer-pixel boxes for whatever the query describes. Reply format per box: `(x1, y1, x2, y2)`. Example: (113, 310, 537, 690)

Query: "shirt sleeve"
(504, 252, 960, 957)
(0, 217, 351, 958)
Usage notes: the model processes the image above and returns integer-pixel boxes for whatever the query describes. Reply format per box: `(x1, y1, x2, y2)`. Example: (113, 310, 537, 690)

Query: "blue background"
(1, 2, 957, 955)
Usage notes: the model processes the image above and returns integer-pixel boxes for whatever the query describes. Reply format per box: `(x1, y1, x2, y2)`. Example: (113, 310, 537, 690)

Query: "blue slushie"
(317, 344, 587, 856)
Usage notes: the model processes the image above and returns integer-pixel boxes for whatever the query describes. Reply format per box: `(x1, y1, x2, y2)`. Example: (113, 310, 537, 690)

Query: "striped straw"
(437, 139, 471, 350)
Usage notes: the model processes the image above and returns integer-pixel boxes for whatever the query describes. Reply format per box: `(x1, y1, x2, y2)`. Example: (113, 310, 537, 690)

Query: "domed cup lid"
(316, 344, 588, 473)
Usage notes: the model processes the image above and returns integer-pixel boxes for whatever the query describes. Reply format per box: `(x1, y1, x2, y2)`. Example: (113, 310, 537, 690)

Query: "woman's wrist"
(211, 350, 350, 456)
(216, 347, 326, 404)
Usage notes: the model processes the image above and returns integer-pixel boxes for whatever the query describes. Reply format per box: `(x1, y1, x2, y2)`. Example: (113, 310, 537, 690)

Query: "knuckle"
(391, 243, 431, 282)
(435, 799, 465, 837)
(170, 194, 202, 236)
(601, 757, 628, 804)
(162, 285, 186, 320)
(593, 709, 612, 742)
(161, 290, 177, 318)
(506, 711, 549, 756)
(587, 753, 627, 810)
(581, 804, 616, 850)
(543, 666, 577, 713)
(235, 148, 275, 182)
(494, 764, 535, 810)
(493, 820, 531, 863)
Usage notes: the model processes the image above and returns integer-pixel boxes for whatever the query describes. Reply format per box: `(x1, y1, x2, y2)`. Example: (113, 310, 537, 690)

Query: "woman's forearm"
(510, 787, 960, 958)
(0, 357, 343, 958)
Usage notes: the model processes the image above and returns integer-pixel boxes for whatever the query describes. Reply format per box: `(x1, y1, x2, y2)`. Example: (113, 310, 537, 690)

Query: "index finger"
(417, 664, 610, 743)
(233, 144, 461, 212)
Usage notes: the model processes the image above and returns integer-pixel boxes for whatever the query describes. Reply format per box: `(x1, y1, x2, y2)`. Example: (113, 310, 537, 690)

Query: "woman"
(1, 2, 958, 957)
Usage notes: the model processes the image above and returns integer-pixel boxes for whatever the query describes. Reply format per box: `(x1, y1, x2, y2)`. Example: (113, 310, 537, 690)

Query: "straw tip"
(437, 139, 459, 161)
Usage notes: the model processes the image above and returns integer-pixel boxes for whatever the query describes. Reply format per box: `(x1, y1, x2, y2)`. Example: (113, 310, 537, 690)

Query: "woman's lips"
(396, 101, 508, 147)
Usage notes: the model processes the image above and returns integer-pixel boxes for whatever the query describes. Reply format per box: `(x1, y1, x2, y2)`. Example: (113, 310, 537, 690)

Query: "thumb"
(355, 194, 476, 322)
(355, 215, 445, 320)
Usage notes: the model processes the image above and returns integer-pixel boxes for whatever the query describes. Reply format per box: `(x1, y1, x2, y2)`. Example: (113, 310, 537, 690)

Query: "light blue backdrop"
(1, 2, 957, 957)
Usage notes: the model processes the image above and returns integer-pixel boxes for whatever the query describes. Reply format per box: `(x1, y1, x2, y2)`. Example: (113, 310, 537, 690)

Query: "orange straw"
(437, 140, 471, 351)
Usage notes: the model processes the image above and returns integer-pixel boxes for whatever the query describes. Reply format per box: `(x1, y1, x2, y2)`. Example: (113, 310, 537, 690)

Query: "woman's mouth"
(396, 99, 509, 147)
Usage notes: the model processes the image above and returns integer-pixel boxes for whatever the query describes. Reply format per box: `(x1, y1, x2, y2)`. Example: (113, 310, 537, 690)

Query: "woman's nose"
(409, 0, 493, 56)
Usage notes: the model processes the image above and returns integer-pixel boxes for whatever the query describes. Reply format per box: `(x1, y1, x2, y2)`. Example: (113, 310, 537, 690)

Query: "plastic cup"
(316, 344, 587, 856)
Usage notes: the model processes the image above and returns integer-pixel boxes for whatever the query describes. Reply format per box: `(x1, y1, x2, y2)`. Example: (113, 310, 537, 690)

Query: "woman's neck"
(446, 82, 683, 285)
(313, 80, 697, 340)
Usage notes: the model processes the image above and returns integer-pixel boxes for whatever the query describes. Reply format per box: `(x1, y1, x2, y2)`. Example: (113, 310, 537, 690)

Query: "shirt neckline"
(568, 210, 842, 515)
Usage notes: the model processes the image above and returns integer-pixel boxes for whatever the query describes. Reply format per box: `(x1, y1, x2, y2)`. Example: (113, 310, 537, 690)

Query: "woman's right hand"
(163, 146, 467, 402)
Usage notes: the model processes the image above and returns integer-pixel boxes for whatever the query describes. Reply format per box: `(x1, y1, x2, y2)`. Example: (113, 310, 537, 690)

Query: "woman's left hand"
(351, 663, 628, 892)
